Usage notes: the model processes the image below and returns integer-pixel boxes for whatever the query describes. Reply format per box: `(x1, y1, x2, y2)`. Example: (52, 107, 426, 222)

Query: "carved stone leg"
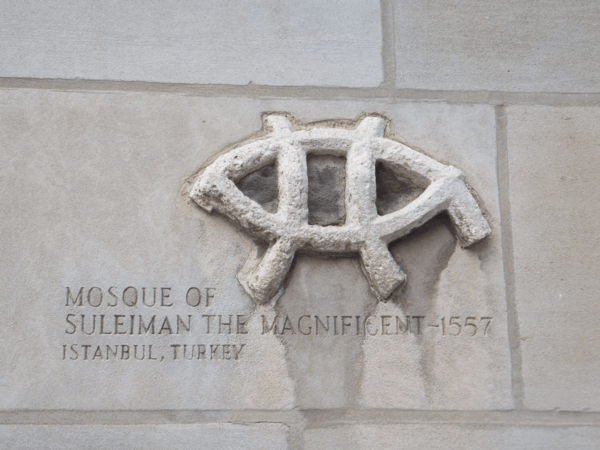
(359, 239, 406, 300)
(245, 238, 298, 303)
(446, 180, 492, 248)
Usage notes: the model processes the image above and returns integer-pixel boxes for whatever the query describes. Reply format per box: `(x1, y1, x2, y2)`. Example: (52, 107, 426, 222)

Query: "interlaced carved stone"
(190, 114, 491, 303)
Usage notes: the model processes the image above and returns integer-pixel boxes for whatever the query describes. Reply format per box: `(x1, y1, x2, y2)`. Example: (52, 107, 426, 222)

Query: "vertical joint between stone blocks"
(495, 104, 525, 410)
(379, 0, 396, 88)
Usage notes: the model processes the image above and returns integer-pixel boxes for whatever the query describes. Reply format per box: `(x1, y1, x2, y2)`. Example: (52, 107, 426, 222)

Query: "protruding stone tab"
(266, 115, 293, 135)
(355, 116, 387, 138)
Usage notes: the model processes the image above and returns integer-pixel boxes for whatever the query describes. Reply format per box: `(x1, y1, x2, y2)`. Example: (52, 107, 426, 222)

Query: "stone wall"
(0, 1, 598, 449)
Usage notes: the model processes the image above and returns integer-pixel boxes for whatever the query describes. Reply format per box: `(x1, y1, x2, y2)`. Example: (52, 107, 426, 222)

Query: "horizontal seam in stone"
(1, 410, 600, 426)
(0, 78, 599, 106)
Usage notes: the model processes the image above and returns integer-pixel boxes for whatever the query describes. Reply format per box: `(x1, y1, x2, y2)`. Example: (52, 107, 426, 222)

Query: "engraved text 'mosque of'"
(189, 114, 491, 303)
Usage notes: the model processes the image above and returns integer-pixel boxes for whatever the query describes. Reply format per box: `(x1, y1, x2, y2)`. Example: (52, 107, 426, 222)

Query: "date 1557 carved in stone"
(189, 114, 491, 303)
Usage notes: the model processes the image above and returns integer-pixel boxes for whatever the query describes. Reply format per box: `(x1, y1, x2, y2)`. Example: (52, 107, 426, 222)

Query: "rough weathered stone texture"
(237, 164, 279, 214)
(375, 162, 423, 215)
(0, 424, 289, 450)
(304, 424, 600, 450)
(0, 90, 509, 410)
(508, 106, 600, 410)
(393, 1, 600, 92)
(190, 114, 491, 303)
(307, 155, 347, 226)
(0, 1, 382, 87)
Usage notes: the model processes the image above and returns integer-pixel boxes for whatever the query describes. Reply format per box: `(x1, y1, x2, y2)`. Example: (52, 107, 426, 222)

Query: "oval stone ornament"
(190, 114, 491, 304)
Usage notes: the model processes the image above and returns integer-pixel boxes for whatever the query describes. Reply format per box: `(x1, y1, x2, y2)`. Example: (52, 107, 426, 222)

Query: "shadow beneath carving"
(387, 213, 457, 314)
(236, 163, 279, 214)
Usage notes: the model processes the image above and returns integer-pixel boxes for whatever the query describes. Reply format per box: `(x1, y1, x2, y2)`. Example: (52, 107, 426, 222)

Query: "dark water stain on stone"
(307, 154, 346, 226)
(236, 163, 278, 213)
(274, 255, 374, 409)
(387, 213, 457, 403)
(375, 162, 424, 215)
(387, 213, 456, 311)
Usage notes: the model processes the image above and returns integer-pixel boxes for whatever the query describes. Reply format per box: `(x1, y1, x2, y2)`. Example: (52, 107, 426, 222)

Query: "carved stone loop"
(190, 114, 491, 303)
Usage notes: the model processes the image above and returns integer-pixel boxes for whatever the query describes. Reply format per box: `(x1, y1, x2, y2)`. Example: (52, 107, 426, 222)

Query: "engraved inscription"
(260, 315, 493, 336)
(60, 286, 494, 362)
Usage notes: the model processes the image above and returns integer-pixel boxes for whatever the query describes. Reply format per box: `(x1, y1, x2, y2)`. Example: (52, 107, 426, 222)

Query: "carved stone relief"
(190, 114, 491, 304)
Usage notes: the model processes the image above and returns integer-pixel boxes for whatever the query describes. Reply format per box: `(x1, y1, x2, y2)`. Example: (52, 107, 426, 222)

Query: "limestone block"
(0, 424, 288, 450)
(304, 424, 600, 450)
(0, 90, 510, 410)
(507, 106, 600, 410)
(393, 0, 600, 92)
(0, 1, 382, 87)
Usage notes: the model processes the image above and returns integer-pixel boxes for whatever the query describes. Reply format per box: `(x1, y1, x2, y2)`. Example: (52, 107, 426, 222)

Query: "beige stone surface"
(1, 1, 599, 447)
(304, 424, 600, 450)
(0, 89, 510, 410)
(0, 1, 382, 87)
(508, 106, 600, 410)
(393, 1, 600, 92)
(0, 424, 289, 450)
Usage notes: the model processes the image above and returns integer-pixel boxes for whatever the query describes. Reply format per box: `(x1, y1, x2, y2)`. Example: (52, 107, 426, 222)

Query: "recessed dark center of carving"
(375, 162, 424, 215)
(236, 164, 278, 213)
(307, 154, 346, 226)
